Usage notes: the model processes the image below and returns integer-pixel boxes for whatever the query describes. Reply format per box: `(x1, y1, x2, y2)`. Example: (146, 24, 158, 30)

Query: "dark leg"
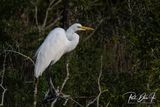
(43, 65, 57, 103)
(46, 65, 54, 94)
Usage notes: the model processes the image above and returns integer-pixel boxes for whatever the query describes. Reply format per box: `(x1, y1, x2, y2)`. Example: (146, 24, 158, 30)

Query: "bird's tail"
(33, 77, 38, 107)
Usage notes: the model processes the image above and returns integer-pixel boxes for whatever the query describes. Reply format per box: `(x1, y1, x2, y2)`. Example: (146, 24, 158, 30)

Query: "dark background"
(0, 0, 160, 106)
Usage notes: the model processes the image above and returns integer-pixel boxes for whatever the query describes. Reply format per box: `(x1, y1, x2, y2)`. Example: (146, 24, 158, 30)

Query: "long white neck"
(66, 27, 75, 40)
(65, 29, 79, 53)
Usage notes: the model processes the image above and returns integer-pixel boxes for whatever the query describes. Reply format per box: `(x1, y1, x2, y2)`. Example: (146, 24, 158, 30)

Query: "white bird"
(33, 23, 93, 106)
(34, 23, 94, 78)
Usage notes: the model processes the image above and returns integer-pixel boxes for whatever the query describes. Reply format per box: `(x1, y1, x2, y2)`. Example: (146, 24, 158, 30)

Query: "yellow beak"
(80, 26, 94, 31)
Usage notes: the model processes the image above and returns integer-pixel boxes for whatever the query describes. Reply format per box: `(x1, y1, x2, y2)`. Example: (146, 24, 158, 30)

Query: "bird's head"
(70, 23, 94, 32)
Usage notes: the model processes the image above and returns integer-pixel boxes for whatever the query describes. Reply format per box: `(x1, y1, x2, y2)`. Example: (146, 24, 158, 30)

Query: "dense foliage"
(0, 0, 160, 106)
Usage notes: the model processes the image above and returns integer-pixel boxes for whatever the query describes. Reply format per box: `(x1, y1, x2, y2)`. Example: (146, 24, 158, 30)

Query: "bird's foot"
(43, 88, 58, 103)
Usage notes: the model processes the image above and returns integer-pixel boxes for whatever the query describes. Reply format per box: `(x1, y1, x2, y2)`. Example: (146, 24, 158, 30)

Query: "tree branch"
(50, 98, 58, 107)
(32, 0, 62, 32)
(68, 97, 83, 107)
(45, 15, 62, 30)
(5, 50, 35, 65)
(0, 84, 7, 107)
(60, 62, 69, 92)
(97, 55, 103, 107)
(49, 62, 70, 107)
(0, 51, 7, 106)
(42, 0, 62, 28)
(32, 0, 41, 31)
(86, 55, 108, 107)
(42, 8, 50, 28)
(48, 56, 108, 107)
(48, 60, 84, 107)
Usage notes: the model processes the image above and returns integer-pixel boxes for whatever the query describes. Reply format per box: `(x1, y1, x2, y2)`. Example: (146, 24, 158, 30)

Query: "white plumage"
(34, 23, 93, 78)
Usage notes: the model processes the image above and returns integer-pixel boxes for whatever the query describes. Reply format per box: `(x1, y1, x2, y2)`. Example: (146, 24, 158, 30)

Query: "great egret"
(33, 23, 94, 106)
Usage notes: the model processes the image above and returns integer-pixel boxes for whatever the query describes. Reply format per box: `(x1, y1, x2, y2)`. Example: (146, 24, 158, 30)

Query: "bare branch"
(32, 0, 62, 32)
(106, 101, 110, 107)
(97, 55, 103, 107)
(127, 0, 134, 31)
(50, 0, 62, 10)
(43, 0, 62, 28)
(48, 61, 84, 107)
(86, 90, 108, 107)
(60, 63, 69, 92)
(50, 78, 56, 91)
(69, 97, 83, 107)
(0, 51, 7, 106)
(0, 84, 7, 106)
(3, 50, 35, 106)
(86, 55, 108, 107)
(5, 50, 35, 65)
(1, 52, 6, 85)
(49, 62, 70, 107)
(49, 0, 56, 7)
(45, 15, 62, 30)
(32, 0, 40, 31)
(48, 55, 108, 107)
(42, 8, 50, 28)
(50, 98, 58, 107)
(86, 97, 97, 107)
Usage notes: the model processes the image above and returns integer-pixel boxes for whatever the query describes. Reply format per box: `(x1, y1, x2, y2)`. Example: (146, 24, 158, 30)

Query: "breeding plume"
(34, 23, 94, 78)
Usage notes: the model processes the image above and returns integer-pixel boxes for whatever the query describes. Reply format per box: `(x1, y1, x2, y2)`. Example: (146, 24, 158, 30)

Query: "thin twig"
(69, 97, 83, 107)
(42, 0, 54, 27)
(0, 85, 7, 106)
(33, 0, 62, 32)
(60, 63, 69, 92)
(43, 0, 62, 28)
(86, 97, 97, 107)
(49, 62, 70, 107)
(5, 50, 35, 65)
(50, 98, 58, 107)
(47, 61, 85, 107)
(45, 15, 62, 30)
(86, 55, 108, 107)
(86, 88, 108, 107)
(43, 8, 50, 28)
(74, 96, 95, 99)
(1, 52, 6, 85)
(0, 51, 7, 106)
(49, 0, 56, 7)
(50, 78, 56, 91)
(97, 55, 103, 107)
(50, 0, 62, 9)
(33, 0, 41, 31)
(48, 61, 82, 107)
(106, 101, 110, 107)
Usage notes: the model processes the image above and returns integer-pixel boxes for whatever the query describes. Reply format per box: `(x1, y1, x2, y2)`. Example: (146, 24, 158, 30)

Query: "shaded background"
(0, 0, 160, 106)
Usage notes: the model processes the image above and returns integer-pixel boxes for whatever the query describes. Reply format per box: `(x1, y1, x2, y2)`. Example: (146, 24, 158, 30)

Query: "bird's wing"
(34, 28, 68, 78)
